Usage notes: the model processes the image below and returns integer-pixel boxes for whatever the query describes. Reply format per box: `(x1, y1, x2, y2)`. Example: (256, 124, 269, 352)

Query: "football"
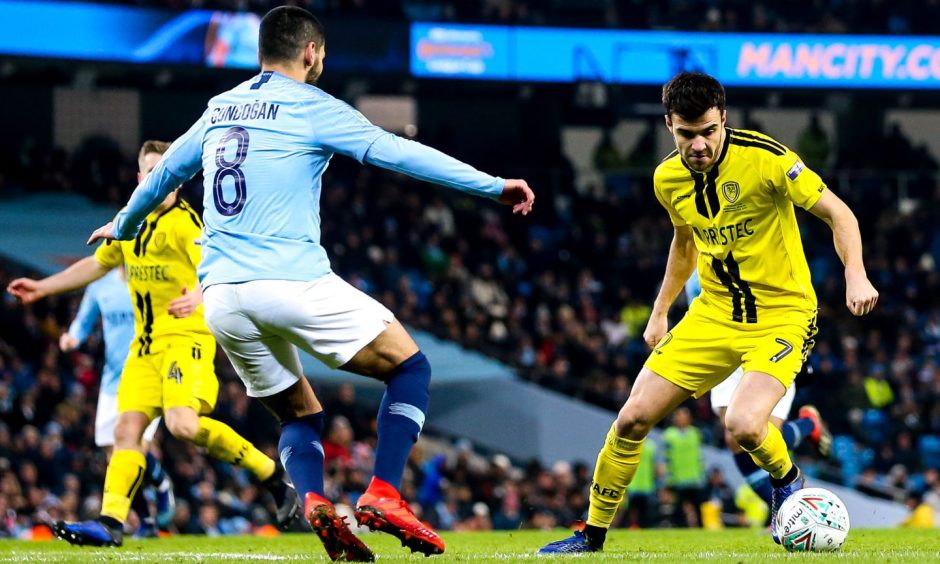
(776, 488, 851, 552)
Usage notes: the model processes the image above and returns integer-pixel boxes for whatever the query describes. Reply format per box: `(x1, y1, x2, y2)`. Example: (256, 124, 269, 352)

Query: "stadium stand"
(1, 0, 939, 539)
(58, 0, 940, 35)
(0, 117, 938, 535)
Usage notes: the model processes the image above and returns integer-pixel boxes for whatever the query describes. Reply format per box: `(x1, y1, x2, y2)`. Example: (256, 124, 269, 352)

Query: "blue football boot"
(771, 467, 805, 544)
(264, 468, 301, 529)
(538, 530, 599, 554)
(135, 517, 159, 539)
(53, 519, 123, 547)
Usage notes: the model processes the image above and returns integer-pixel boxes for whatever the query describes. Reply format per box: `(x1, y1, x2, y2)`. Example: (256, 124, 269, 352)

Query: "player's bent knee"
(614, 408, 653, 440)
(165, 411, 200, 441)
(259, 378, 323, 422)
(724, 429, 744, 453)
(344, 321, 420, 378)
(724, 411, 764, 450)
(113, 412, 149, 449)
(113, 427, 145, 450)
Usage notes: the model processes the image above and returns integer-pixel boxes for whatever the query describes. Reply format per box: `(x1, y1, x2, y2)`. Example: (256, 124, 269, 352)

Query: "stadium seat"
(861, 410, 890, 444)
(918, 435, 940, 469)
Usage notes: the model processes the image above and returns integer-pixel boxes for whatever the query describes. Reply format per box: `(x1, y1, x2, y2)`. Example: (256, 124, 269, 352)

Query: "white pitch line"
(2, 548, 936, 563)
(0, 552, 295, 562)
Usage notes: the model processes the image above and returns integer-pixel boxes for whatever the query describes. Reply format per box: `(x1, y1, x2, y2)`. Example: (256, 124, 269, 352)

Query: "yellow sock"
(586, 424, 644, 528)
(194, 417, 275, 481)
(743, 422, 793, 479)
(101, 449, 147, 523)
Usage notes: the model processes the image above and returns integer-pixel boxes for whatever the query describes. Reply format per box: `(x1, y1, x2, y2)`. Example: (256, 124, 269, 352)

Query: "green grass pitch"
(1, 529, 937, 562)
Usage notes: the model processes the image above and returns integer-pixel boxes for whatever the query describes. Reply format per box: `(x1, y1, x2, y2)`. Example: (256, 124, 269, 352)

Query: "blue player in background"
(684, 269, 831, 518)
(60, 268, 176, 535)
(88, 6, 535, 561)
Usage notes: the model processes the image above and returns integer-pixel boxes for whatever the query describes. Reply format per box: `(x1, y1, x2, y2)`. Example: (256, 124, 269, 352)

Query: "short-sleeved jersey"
(95, 199, 211, 354)
(67, 269, 135, 395)
(654, 128, 825, 323)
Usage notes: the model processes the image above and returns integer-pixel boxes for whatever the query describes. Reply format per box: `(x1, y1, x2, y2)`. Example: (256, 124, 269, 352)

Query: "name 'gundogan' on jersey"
(653, 128, 826, 324)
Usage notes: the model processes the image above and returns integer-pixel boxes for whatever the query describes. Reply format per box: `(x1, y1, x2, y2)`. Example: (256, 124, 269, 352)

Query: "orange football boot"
(305, 492, 375, 562)
(354, 477, 445, 556)
(798, 405, 832, 457)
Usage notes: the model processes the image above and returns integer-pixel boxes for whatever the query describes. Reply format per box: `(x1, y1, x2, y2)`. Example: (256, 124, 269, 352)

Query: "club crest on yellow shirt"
(154, 233, 167, 249)
(721, 181, 740, 203)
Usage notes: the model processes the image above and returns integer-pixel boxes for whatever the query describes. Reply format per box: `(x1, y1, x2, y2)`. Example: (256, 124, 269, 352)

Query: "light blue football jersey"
(113, 71, 506, 287)
(684, 269, 702, 306)
(67, 269, 135, 395)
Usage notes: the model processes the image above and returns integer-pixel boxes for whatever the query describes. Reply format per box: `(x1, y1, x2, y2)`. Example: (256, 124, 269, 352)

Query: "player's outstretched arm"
(93, 115, 206, 244)
(63, 285, 102, 349)
(59, 333, 79, 352)
(315, 100, 533, 213)
(364, 133, 533, 211)
(87, 221, 116, 245)
(643, 225, 698, 348)
(808, 190, 879, 316)
(497, 179, 535, 216)
(6, 256, 110, 305)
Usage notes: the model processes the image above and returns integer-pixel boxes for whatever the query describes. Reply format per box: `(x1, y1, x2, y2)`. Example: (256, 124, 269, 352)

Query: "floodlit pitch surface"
(1, 529, 936, 562)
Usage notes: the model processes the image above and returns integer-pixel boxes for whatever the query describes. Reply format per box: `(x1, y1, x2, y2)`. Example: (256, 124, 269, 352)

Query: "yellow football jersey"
(654, 128, 825, 323)
(95, 199, 212, 353)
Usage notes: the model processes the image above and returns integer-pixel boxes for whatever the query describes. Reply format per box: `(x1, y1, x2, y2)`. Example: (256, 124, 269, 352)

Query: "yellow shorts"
(117, 335, 219, 420)
(644, 304, 817, 398)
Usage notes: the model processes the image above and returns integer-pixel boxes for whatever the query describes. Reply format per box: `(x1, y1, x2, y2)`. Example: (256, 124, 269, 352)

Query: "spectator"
(1, 117, 939, 533)
(796, 114, 831, 173)
(662, 407, 704, 528)
(865, 366, 895, 409)
(625, 436, 658, 528)
(900, 494, 936, 528)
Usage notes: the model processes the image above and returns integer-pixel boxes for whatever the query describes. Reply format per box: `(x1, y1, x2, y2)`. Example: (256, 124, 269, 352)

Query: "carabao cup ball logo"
(721, 181, 740, 203)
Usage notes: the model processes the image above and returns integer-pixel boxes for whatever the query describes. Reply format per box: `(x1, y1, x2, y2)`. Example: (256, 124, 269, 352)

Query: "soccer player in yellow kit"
(540, 72, 879, 553)
(7, 141, 298, 546)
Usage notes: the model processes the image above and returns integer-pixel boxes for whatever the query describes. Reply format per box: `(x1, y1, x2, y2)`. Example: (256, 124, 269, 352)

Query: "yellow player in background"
(7, 141, 299, 546)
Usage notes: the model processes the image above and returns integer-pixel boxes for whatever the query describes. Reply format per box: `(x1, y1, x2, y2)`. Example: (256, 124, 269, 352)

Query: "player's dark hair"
(259, 6, 325, 64)
(662, 72, 726, 120)
(139, 140, 170, 160)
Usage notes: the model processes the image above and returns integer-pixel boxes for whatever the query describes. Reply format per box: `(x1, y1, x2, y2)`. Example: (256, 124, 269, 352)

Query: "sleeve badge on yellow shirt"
(786, 161, 805, 181)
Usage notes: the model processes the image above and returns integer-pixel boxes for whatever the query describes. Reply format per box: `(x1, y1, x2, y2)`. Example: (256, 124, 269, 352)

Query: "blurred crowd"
(68, 0, 940, 35)
(1, 113, 939, 536)
(310, 121, 940, 521)
(0, 252, 757, 539)
(0, 263, 584, 538)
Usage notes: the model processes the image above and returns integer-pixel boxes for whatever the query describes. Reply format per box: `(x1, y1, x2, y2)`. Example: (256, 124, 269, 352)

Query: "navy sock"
(278, 412, 326, 497)
(781, 418, 816, 449)
(733, 451, 773, 507)
(145, 452, 168, 489)
(374, 352, 431, 489)
(130, 486, 153, 525)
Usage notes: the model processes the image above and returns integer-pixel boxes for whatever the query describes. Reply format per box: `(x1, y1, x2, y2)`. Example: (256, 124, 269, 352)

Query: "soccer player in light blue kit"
(60, 268, 176, 535)
(684, 269, 830, 516)
(88, 6, 534, 561)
